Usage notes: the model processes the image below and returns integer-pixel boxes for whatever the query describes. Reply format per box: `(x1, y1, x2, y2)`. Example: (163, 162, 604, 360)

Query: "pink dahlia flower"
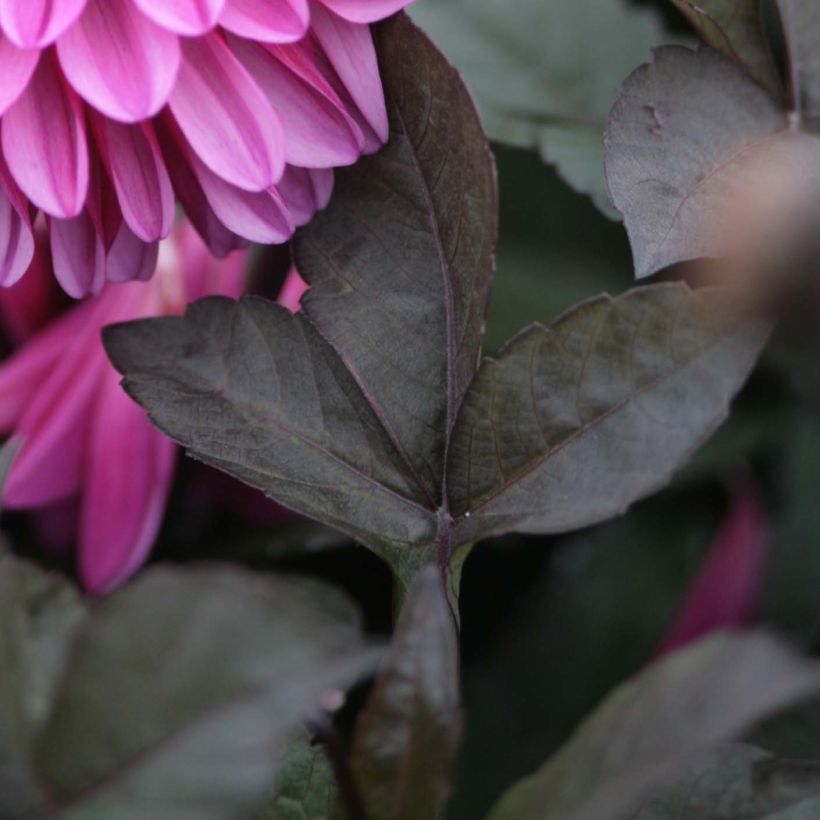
(0, 0, 410, 296)
(0, 223, 248, 594)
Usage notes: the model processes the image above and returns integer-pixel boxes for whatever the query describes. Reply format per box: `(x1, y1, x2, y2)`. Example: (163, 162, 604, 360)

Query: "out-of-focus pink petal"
(106, 222, 159, 283)
(276, 165, 332, 226)
(133, 0, 226, 36)
(57, 0, 181, 123)
(33, 497, 80, 556)
(0, 0, 87, 48)
(656, 481, 767, 657)
(49, 211, 106, 298)
(92, 117, 174, 242)
(309, 4, 387, 149)
(0, 309, 87, 430)
(228, 34, 362, 167)
(317, 0, 411, 23)
(79, 357, 175, 595)
(190, 151, 294, 243)
(0, 233, 60, 342)
(169, 33, 284, 191)
(0, 34, 39, 116)
(3, 306, 103, 506)
(219, 0, 308, 43)
(278, 264, 308, 312)
(0, 166, 34, 288)
(154, 115, 246, 258)
(2, 52, 88, 218)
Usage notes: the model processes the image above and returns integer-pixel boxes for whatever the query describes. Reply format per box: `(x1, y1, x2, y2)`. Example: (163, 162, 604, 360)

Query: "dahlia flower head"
(0, 222, 305, 594)
(0, 0, 410, 296)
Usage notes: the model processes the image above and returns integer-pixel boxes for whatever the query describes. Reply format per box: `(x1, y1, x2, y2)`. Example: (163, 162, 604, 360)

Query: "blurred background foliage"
(5, 0, 820, 817)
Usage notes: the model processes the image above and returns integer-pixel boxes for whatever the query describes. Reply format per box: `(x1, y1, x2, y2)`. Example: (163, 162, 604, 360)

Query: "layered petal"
(169, 33, 284, 191)
(276, 165, 332, 225)
(219, 0, 309, 43)
(92, 117, 174, 242)
(49, 211, 106, 297)
(0, 0, 86, 48)
(191, 151, 294, 242)
(154, 114, 246, 257)
(317, 0, 412, 23)
(57, 0, 181, 123)
(308, 3, 388, 148)
(106, 223, 160, 283)
(0, 34, 39, 116)
(0, 159, 33, 287)
(133, 0, 226, 36)
(2, 51, 88, 218)
(229, 34, 362, 167)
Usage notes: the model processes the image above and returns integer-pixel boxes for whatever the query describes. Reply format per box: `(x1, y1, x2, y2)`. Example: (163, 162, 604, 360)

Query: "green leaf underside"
(778, 1, 820, 122)
(106, 17, 768, 591)
(488, 632, 820, 820)
(605, 45, 820, 278)
(632, 743, 820, 819)
(669, 0, 781, 93)
(256, 732, 337, 820)
(0, 557, 378, 820)
(348, 567, 460, 820)
(411, 0, 668, 217)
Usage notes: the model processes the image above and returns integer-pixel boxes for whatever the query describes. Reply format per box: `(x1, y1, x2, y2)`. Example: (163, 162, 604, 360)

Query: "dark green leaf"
(255, 732, 337, 820)
(349, 567, 461, 820)
(105, 13, 493, 592)
(777, 0, 820, 122)
(0, 556, 378, 820)
(0, 554, 86, 818)
(448, 284, 769, 539)
(487, 632, 820, 820)
(633, 743, 820, 819)
(669, 0, 781, 92)
(412, 0, 668, 217)
(605, 45, 820, 277)
(106, 23, 767, 593)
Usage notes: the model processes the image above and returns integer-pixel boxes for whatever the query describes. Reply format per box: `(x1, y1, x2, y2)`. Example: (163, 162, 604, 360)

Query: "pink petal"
(276, 165, 332, 226)
(169, 33, 284, 192)
(57, 0, 181, 123)
(656, 481, 767, 657)
(2, 52, 88, 218)
(219, 0, 308, 43)
(2, 304, 103, 506)
(132, 0, 226, 36)
(0, 308, 88, 430)
(92, 117, 174, 242)
(0, 34, 39, 115)
(79, 363, 176, 594)
(277, 264, 308, 312)
(189, 150, 294, 243)
(309, 3, 387, 149)
(49, 211, 106, 297)
(106, 222, 159, 283)
(0, 0, 87, 48)
(228, 34, 362, 167)
(316, 0, 411, 23)
(0, 162, 34, 287)
(154, 114, 245, 258)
